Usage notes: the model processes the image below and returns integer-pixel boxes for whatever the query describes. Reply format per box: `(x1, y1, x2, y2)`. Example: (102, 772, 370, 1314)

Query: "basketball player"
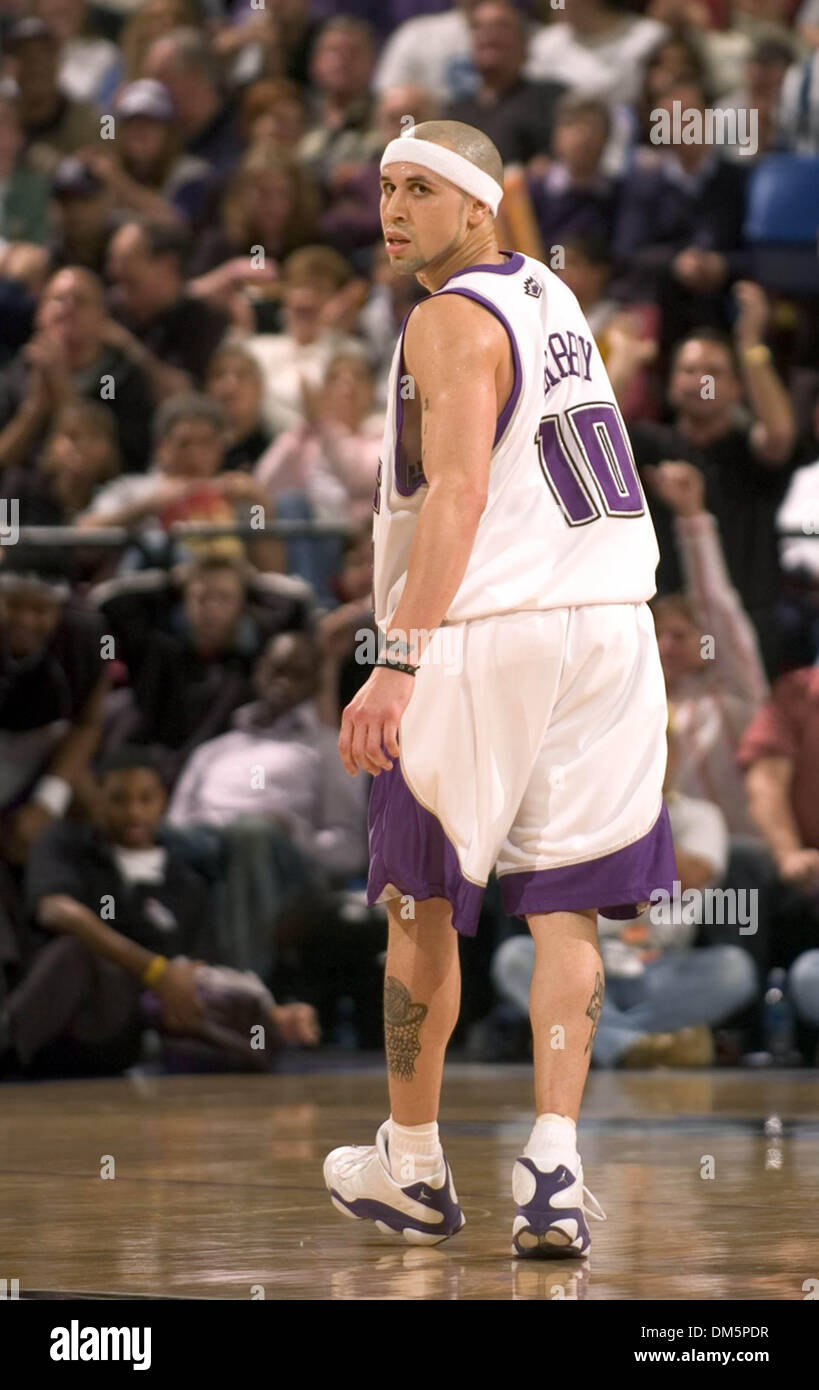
(323, 120, 676, 1257)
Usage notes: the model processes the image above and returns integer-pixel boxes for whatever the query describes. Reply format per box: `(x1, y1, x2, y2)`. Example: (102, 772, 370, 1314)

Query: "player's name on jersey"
(543, 330, 595, 398)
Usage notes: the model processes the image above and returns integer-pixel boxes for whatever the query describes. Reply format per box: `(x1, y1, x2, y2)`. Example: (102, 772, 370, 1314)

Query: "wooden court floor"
(1, 1064, 817, 1300)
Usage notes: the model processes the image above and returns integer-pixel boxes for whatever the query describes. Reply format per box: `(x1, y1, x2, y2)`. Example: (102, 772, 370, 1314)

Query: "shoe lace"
(583, 1185, 607, 1222)
(335, 1145, 377, 1179)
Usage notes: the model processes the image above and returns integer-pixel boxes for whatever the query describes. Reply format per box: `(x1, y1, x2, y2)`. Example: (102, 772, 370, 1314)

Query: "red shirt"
(736, 667, 819, 850)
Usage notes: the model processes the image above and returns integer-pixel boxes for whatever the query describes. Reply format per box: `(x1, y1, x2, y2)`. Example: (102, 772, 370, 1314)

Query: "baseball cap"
(5, 17, 58, 51)
(52, 156, 105, 200)
(114, 80, 174, 124)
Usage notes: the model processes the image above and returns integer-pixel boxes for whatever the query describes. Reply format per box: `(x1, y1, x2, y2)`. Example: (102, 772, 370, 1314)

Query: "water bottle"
(763, 968, 797, 1063)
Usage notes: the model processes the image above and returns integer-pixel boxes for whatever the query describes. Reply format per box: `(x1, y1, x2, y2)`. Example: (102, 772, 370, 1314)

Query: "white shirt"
(777, 455, 819, 578)
(111, 845, 168, 884)
(373, 7, 552, 103)
(528, 16, 667, 105)
(245, 330, 362, 437)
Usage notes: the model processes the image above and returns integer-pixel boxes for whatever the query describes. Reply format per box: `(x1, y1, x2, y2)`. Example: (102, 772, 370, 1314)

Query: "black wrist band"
(374, 658, 417, 676)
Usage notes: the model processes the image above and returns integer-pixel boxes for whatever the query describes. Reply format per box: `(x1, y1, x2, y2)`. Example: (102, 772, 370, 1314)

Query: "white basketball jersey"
(372, 250, 660, 631)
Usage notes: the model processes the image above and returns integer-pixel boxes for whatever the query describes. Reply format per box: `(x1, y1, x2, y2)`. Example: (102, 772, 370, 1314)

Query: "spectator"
(721, 37, 792, 161)
(634, 28, 709, 145)
(446, 1, 566, 167)
(3, 399, 121, 586)
(0, 571, 109, 868)
(33, 0, 119, 109)
(0, 264, 153, 474)
(206, 344, 271, 473)
(78, 80, 214, 229)
(738, 669, 819, 893)
(775, 392, 819, 666)
(118, 0, 196, 87)
(256, 349, 382, 528)
(166, 630, 369, 977)
(255, 349, 382, 600)
(648, 460, 769, 836)
(0, 745, 318, 1078)
(91, 553, 310, 776)
(77, 391, 283, 573)
(245, 244, 366, 436)
(0, 88, 52, 246)
(528, 96, 617, 248)
(490, 728, 757, 1068)
(631, 285, 797, 674)
(777, 46, 819, 153)
(209, 0, 322, 92)
(298, 17, 381, 191)
(735, 664, 819, 1034)
(5, 17, 99, 176)
(373, 0, 487, 107)
(142, 27, 242, 177)
(613, 79, 751, 350)
(528, 0, 667, 106)
(315, 82, 438, 262)
(796, 0, 819, 48)
(186, 140, 319, 283)
(48, 155, 113, 274)
(167, 630, 367, 869)
(553, 235, 660, 419)
(239, 78, 309, 149)
(106, 218, 229, 398)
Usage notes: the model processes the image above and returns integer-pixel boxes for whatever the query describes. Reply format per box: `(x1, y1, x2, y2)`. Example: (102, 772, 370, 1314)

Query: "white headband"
(380, 132, 503, 215)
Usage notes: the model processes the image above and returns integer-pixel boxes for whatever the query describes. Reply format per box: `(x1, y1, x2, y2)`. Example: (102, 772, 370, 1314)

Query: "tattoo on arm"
(384, 975, 428, 1080)
(585, 971, 604, 1054)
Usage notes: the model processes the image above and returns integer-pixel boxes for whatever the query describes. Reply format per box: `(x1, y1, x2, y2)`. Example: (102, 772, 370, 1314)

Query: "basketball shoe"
(324, 1121, 465, 1246)
(511, 1151, 606, 1258)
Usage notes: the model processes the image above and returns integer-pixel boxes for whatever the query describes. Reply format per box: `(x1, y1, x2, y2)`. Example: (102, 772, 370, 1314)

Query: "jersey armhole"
(431, 287, 523, 450)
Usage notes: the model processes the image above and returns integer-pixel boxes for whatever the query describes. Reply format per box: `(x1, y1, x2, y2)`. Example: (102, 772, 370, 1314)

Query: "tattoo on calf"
(585, 972, 604, 1054)
(384, 975, 428, 1080)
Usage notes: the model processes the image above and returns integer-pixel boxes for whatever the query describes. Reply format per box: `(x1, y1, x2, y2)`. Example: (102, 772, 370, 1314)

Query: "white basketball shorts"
(366, 602, 677, 936)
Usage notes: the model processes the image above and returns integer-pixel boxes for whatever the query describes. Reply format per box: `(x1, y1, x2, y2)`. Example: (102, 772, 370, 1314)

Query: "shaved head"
(379, 118, 505, 288)
(409, 119, 504, 192)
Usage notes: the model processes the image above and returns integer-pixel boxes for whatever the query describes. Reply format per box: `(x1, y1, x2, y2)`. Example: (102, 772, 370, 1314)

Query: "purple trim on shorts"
(438, 250, 524, 286)
(499, 801, 677, 921)
(434, 287, 523, 447)
(366, 755, 485, 936)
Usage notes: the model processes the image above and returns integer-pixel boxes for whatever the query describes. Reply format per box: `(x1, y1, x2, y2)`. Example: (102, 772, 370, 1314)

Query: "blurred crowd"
(1, 0, 819, 1078)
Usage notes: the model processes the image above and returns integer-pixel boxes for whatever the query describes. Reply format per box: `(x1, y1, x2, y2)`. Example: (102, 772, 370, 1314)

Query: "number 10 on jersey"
(536, 401, 645, 526)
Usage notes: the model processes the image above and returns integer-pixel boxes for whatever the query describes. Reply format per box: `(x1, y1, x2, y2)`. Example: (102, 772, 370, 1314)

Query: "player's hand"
(338, 664, 413, 776)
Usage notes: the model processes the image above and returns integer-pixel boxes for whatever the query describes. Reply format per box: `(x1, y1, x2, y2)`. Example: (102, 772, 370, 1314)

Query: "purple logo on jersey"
(523, 275, 542, 298)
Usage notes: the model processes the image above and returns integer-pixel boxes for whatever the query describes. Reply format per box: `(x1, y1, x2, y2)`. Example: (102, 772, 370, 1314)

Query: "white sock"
(524, 1113, 578, 1167)
(387, 1117, 443, 1183)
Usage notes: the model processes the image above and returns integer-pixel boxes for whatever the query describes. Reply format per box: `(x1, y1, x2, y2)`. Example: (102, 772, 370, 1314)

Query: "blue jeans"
(492, 937, 758, 1067)
(788, 950, 819, 1025)
(275, 490, 343, 607)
